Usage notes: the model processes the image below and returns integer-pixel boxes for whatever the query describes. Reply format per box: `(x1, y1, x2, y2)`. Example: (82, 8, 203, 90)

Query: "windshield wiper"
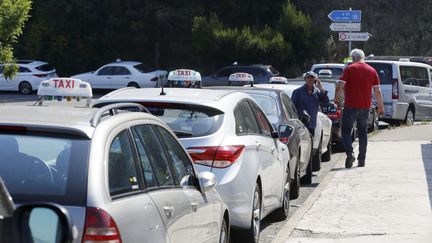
(173, 130, 193, 138)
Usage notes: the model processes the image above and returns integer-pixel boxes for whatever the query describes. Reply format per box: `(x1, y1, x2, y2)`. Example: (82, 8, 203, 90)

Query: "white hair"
(350, 48, 365, 62)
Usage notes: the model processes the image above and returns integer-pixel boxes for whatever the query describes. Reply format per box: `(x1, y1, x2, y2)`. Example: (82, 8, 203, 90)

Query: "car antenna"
(159, 76, 166, 95)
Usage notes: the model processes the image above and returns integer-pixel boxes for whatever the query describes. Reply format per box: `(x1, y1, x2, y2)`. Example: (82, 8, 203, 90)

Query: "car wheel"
(273, 167, 291, 220)
(219, 217, 228, 243)
(18, 81, 32, 94)
(300, 152, 313, 185)
(290, 153, 301, 199)
(244, 184, 261, 243)
(312, 135, 322, 171)
(321, 133, 332, 162)
(127, 82, 140, 88)
(405, 107, 415, 126)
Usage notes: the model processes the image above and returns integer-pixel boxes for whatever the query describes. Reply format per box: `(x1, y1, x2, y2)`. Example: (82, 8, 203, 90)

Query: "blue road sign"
(328, 10, 361, 22)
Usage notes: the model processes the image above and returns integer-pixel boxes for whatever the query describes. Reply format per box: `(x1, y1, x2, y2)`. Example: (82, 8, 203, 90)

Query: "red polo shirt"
(339, 62, 380, 109)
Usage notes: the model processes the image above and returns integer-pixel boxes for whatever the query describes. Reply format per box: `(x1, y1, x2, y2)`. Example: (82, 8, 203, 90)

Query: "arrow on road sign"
(330, 22, 361, 32)
(338, 32, 371, 42)
(328, 10, 361, 22)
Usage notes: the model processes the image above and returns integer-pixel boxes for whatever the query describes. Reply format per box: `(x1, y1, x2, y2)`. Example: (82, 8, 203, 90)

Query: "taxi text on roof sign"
(229, 72, 254, 82)
(269, 76, 288, 84)
(168, 69, 202, 81)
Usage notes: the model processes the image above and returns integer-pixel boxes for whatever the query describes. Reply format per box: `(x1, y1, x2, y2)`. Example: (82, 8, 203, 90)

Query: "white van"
(365, 60, 432, 124)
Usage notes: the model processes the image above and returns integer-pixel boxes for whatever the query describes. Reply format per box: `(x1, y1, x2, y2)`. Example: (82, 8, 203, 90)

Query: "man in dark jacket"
(291, 71, 330, 135)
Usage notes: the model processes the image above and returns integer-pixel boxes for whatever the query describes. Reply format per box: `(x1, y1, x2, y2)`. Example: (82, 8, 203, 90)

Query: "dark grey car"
(206, 86, 313, 198)
(202, 64, 279, 87)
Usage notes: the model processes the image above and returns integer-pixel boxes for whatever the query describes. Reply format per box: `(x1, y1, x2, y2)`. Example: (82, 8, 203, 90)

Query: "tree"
(0, 0, 32, 78)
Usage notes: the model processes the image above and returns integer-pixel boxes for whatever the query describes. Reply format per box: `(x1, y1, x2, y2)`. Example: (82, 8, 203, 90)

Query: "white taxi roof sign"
(36, 78, 93, 107)
(269, 76, 288, 84)
(37, 78, 93, 97)
(168, 69, 201, 81)
(229, 72, 254, 82)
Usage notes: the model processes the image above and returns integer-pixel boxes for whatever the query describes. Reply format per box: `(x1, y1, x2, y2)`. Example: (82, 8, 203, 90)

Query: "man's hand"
(315, 79, 325, 92)
(378, 104, 384, 116)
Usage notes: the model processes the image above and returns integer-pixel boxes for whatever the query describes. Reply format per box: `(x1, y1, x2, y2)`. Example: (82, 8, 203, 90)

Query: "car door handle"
(106, 77, 112, 79)
(125, 76, 130, 79)
(191, 202, 198, 212)
(404, 89, 418, 93)
(163, 206, 174, 219)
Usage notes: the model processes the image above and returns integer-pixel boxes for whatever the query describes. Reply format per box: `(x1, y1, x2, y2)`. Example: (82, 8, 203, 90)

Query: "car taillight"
(188, 145, 245, 168)
(392, 78, 399, 99)
(33, 73, 49, 77)
(150, 77, 159, 81)
(82, 207, 122, 243)
(279, 137, 289, 144)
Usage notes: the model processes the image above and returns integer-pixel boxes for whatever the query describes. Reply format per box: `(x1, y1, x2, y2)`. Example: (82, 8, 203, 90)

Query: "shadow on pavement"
(421, 143, 432, 211)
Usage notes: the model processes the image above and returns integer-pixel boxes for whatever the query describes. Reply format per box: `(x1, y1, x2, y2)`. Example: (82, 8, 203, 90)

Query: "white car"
(95, 86, 292, 242)
(71, 60, 168, 89)
(254, 83, 333, 170)
(0, 60, 58, 94)
(311, 63, 345, 78)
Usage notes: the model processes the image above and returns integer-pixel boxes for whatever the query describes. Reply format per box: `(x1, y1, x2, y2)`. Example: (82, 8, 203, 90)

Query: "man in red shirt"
(335, 49, 384, 168)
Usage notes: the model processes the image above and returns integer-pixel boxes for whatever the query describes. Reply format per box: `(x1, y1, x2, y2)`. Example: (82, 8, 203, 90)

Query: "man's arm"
(373, 86, 384, 116)
(334, 81, 345, 105)
(315, 79, 330, 104)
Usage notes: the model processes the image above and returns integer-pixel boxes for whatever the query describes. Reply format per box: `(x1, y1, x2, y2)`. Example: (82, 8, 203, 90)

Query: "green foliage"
(0, 0, 32, 79)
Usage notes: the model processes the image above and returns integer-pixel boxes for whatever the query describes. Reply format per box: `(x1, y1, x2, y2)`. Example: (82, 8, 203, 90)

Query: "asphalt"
(273, 123, 432, 243)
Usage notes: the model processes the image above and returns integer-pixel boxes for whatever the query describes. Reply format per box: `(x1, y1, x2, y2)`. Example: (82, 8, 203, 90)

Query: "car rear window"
(313, 67, 344, 76)
(269, 66, 279, 76)
(138, 102, 224, 138)
(0, 133, 89, 206)
(134, 64, 154, 73)
(366, 62, 393, 85)
(35, 64, 55, 72)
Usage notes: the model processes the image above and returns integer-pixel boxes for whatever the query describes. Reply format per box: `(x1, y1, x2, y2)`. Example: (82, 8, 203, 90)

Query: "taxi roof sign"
(168, 69, 201, 81)
(36, 78, 93, 107)
(269, 76, 288, 84)
(229, 72, 254, 82)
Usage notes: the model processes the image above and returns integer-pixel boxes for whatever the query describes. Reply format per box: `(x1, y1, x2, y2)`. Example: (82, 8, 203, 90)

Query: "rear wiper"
(173, 130, 193, 138)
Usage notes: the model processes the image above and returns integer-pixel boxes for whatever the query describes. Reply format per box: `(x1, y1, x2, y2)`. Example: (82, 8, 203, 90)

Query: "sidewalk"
(279, 125, 432, 242)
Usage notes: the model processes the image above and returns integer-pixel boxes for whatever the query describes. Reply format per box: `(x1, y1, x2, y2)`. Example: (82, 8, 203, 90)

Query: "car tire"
(219, 217, 229, 243)
(405, 107, 415, 126)
(290, 153, 301, 199)
(273, 167, 291, 221)
(300, 152, 313, 185)
(321, 133, 332, 162)
(18, 81, 32, 95)
(312, 135, 322, 171)
(127, 82, 140, 88)
(243, 184, 261, 243)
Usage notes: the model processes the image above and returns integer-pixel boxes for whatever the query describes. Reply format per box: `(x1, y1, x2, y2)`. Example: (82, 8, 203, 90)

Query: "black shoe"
(345, 156, 355, 168)
(358, 160, 365, 167)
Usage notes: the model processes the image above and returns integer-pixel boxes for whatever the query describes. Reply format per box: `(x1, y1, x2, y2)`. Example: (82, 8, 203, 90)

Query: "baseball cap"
(303, 71, 318, 79)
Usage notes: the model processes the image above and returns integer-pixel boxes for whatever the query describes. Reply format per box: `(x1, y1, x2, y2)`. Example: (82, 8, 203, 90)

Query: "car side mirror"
(278, 125, 294, 138)
(13, 203, 76, 243)
(198, 171, 217, 192)
(301, 110, 311, 125)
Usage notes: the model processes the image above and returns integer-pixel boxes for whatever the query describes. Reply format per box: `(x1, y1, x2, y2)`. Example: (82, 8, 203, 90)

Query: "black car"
(202, 64, 279, 86)
(207, 86, 314, 198)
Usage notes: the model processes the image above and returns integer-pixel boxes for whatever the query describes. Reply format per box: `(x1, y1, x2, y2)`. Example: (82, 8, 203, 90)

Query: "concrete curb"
(271, 146, 355, 243)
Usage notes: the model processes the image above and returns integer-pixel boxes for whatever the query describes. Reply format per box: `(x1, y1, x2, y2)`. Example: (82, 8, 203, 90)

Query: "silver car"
(95, 88, 292, 242)
(0, 96, 229, 242)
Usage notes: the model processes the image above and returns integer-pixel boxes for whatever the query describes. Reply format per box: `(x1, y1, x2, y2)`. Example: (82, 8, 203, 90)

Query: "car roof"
(105, 61, 141, 66)
(96, 88, 250, 110)
(205, 86, 282, 98)
(365, 60, 432, 68)
(0, 105, 97, 138)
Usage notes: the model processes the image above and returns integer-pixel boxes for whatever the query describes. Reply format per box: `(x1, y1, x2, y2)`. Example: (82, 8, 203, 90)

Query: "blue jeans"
(342, 108, 369, 161)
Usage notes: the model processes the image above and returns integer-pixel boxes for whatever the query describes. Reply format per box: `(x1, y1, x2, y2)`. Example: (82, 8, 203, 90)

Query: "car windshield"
(0, 133, 89, 205)
(136, 102, 224, 138)
(248, 94, 279, 116)
(134, 64, 154, 73)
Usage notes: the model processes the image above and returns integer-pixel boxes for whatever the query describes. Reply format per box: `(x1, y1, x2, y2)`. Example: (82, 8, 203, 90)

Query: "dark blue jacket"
(291, 85, 329, 130)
